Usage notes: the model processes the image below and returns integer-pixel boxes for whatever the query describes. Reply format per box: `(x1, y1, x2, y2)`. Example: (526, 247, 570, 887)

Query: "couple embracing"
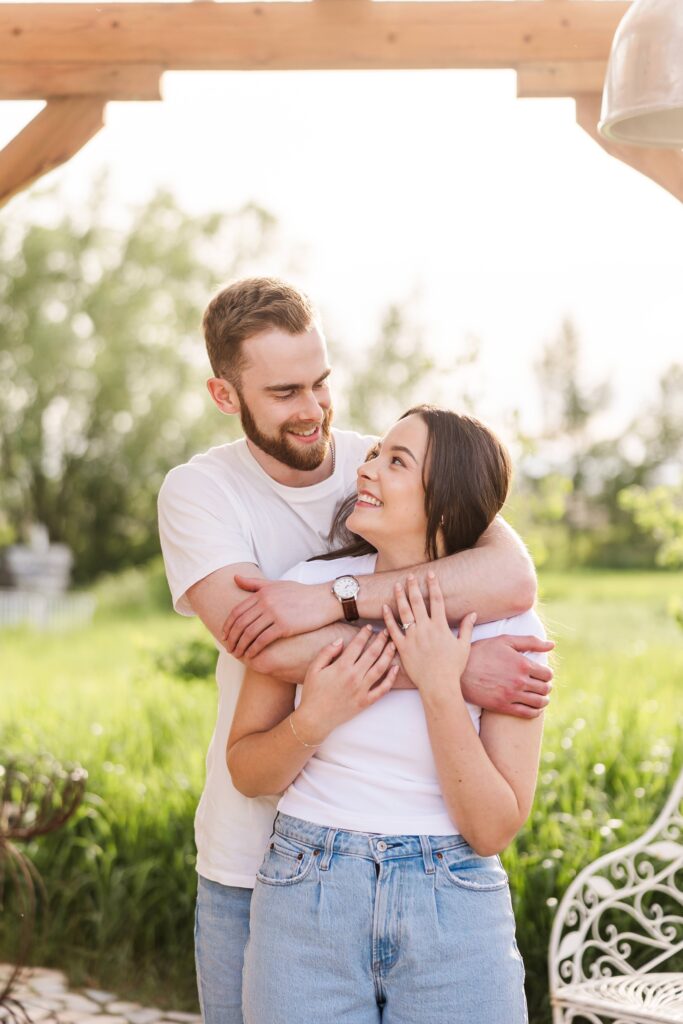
(158, 277, 554, 1024)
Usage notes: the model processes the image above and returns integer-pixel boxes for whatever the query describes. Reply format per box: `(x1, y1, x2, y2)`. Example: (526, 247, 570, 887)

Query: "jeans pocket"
(438, 848, 510, 892)
(255, 834, 316, 887)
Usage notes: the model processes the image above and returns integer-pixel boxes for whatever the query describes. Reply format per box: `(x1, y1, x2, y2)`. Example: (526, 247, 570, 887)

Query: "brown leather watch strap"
(341, 597, 359, 622)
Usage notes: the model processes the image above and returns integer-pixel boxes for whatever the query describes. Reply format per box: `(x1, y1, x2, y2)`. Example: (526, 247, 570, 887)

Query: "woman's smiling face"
(347, 414, 431, 565)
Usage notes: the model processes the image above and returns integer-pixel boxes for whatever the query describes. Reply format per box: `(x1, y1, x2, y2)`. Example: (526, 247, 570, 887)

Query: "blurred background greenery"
(2, 181, 682, 580)
(1, 181, 682, 1024)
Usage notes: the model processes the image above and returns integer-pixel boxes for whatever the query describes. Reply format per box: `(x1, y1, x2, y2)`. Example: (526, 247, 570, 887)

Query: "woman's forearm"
(422, 690, 524, 856)
(229, 628, 399, 798)
(227, 706, 322, 798)
(248, 623, 355, 681)
(250, 625, 417, 691)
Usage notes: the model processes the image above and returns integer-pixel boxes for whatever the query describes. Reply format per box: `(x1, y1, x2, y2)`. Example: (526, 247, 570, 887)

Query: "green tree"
(330, 304, 435, 435)
(536, 320, 610, 449)
(0, 184, 276, 581)
(629, 362, 683, 474)
(618, 483, 683, 568)
(505, 473, 573, 569)
(534, 319, 611, 554)
(585, 362, 683, 568)
(619, 479, 683, 629)
(508, 320, 613, 567)
(524, 326, 683, 569)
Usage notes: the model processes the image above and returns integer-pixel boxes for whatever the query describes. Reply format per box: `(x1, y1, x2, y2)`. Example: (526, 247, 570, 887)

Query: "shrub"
(93, 557, 173, 616)
(153, 636, 217, 680)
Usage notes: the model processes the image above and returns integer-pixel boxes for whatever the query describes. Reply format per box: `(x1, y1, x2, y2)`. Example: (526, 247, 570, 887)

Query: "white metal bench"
(549, 769, 683, 1023)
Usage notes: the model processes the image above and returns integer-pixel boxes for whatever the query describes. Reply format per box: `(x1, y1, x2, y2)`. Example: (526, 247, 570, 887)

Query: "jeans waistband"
(274, 811, 470, 871)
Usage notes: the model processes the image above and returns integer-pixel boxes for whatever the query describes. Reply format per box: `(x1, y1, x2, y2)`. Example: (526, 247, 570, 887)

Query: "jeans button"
(377, 841, 388, 852)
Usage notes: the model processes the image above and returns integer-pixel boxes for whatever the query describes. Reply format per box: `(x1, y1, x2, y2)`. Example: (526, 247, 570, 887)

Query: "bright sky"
(3, 7, 682, 436)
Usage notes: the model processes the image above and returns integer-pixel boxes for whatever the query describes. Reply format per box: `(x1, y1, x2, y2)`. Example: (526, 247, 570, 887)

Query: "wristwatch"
(332, 574, 360, 622)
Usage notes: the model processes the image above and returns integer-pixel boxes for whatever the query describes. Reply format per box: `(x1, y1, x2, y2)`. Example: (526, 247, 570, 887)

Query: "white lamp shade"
(599, 0, 683, 148)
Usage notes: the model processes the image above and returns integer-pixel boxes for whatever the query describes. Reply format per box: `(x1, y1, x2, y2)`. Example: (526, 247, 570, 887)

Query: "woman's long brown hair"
(315, 405, 512, 562)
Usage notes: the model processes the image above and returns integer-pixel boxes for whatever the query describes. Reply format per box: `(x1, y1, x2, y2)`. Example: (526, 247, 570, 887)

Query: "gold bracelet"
(289, 713, 320, 749)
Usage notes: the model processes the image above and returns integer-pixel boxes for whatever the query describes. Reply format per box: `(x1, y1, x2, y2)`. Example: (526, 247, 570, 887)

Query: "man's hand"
(222, 576, 340, 659)
(461, 635, 554, 719)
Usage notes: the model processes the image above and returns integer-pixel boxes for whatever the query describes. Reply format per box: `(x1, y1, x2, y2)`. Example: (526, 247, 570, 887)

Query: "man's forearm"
(355, 518, 536, 625)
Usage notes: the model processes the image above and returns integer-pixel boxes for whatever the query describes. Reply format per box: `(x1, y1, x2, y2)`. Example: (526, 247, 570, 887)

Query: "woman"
(227, 405, 547, 1024)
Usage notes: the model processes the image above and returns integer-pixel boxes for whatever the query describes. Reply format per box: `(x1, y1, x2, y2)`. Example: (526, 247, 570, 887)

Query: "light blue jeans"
(194, 875, 252, 1024)
(243, 812, 527, 1024)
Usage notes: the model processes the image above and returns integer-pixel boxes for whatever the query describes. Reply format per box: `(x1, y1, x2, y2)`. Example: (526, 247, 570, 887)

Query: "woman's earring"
(439, 515, 445, 526)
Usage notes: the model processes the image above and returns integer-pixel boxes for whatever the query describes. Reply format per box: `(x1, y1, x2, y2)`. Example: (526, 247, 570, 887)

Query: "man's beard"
(238, 393, 334, 472)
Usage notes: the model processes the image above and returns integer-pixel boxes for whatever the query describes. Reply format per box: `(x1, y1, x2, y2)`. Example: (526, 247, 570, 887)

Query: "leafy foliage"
(92, 555, 173, 616)
(330, 303, 435, 434)
(619, 484, 683, 568)
(2, 177, 682, 577)
(0, 185, 275, 580)
(506, 473, 573, 569)
(2, 572, 682, 1020)
(509, 320, 683, 569)
(153, 635, 217, 681)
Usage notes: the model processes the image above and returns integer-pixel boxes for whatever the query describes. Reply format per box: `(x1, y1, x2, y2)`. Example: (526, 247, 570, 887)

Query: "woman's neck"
(375, 541, 430, 574)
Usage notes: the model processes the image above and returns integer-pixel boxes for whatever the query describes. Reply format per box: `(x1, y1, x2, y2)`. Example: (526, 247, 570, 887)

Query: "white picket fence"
(0, 589, 96, 630)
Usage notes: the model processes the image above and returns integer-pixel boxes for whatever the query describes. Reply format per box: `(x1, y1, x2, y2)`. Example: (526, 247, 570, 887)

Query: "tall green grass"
(1, 571, 682, 1021)
(1, 614, 211, 1005)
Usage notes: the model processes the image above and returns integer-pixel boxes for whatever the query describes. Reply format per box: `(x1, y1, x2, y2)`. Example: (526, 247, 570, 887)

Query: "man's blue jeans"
(194, 876, 252, 1024)
(243, 812, 528, 1024)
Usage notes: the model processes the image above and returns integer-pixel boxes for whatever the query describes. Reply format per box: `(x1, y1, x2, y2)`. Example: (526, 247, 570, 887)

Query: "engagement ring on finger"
(401, 620, 415, 631)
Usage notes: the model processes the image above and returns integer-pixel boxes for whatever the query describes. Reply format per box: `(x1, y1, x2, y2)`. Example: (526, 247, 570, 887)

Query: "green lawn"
(1, 570, 682, 1022)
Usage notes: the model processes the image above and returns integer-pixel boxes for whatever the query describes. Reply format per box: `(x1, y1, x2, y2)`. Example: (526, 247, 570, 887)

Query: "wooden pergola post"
(0, 0, 680, 206)
(0, 97, 106, 206)
(0, 55, 163, 206)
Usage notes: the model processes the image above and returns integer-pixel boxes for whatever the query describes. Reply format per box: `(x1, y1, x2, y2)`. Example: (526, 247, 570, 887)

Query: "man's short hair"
(202, 277, 317, 383)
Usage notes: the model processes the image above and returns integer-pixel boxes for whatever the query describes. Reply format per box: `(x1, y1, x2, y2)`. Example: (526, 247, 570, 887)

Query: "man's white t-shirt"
(278, 553, 548, 836)
(157, 428, 374, 888)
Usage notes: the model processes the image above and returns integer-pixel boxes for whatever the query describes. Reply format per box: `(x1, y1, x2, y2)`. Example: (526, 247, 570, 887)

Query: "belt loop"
(319, 827, 337, 871)
(420, 835, 435, 875)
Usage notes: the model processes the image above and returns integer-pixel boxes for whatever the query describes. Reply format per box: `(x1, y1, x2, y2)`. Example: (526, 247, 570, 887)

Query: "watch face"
(334, 575, 360, 600)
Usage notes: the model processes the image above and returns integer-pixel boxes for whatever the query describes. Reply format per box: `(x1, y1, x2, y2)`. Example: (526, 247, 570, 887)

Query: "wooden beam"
(0, 2, 630, 72)
(574, 93, 683, 204)
(0, 63, 163, 100)
(0, 96, 105, 207)
(517, 62, 606, 98)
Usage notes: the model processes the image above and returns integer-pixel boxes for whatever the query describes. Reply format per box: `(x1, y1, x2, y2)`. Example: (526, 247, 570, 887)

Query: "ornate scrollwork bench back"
(548, 768, 683, 1023)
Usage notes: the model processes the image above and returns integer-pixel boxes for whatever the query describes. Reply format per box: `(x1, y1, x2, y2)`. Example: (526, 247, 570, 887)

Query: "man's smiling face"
(234, 326, 333, 471)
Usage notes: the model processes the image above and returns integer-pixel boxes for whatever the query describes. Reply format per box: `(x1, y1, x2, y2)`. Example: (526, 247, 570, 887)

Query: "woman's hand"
(382, 573, 476, 697)
(292, 626, 398, 746)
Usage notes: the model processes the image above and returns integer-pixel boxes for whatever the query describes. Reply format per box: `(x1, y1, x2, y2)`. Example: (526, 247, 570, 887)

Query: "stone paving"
(0, 966, 201, 1024)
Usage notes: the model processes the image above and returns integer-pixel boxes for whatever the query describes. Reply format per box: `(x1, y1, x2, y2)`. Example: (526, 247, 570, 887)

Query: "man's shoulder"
(332, 427, 377, 458)
(158, 440, 251, 519)
(169, 437, 247, 475)
(160, 439, 247, 492)
(332, 428, 376, 486)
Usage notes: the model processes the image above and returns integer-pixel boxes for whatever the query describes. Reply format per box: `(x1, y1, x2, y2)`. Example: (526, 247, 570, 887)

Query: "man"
(157, 277, 553, 1024)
